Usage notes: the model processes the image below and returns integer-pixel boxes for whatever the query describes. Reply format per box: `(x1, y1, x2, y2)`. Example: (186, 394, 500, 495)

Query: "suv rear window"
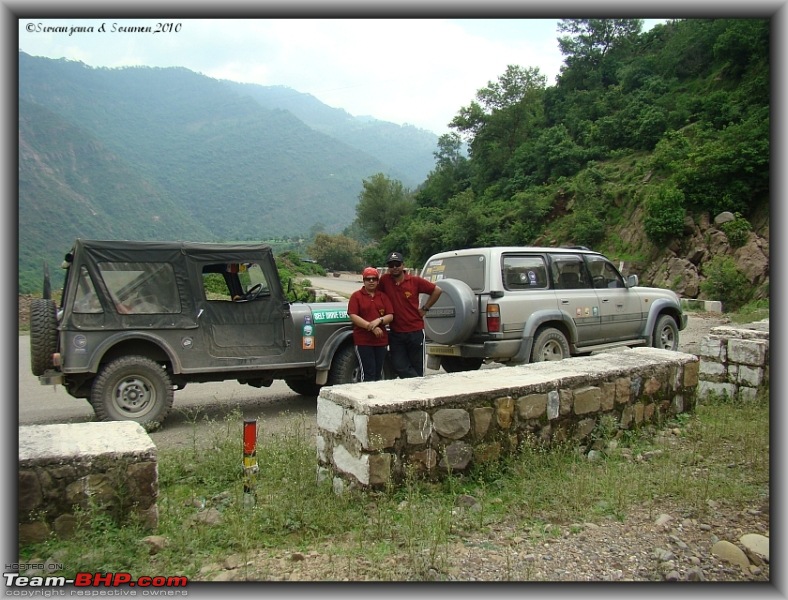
(423, 255, 486, 291)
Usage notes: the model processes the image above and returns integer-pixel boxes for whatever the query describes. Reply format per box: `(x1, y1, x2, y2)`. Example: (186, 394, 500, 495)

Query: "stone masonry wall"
(18, 422, 158, 545)
(317, 347, 699, 491)
(697, 321, 769, 402)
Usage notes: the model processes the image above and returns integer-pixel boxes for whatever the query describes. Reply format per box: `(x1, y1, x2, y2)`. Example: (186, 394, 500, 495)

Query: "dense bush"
(643, 185, 686, 246)
(700, 256, 753, 312)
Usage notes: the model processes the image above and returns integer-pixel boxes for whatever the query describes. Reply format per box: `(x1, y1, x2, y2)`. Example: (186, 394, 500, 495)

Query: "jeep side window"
(550, 255, 591, 289)
(73, 266, 102, 314)
(585, 255, 625, 289)
(202, 262, 270, 302)
(502, 256, 548, 290)
(98, 262, 180, 314)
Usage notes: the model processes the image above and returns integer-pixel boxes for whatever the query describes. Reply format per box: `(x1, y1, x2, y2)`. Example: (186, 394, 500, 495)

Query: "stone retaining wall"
(697, 321, 770, 401)
(18, 422, 158, 545)
(317, 347, 699, 490)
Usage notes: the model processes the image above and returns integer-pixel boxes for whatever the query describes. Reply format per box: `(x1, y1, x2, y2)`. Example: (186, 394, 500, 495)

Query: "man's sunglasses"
(364, 277, 379, 282)
(387, 262, 402, 267)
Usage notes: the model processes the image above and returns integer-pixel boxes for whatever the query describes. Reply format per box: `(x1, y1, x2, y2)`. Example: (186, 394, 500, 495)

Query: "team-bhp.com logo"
(4, 570, 188, 595)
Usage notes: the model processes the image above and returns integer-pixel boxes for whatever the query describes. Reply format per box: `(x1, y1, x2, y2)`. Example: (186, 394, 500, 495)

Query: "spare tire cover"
(423, 278, 477, 345)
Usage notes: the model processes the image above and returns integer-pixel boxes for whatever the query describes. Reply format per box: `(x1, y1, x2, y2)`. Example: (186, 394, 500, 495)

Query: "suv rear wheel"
(30, 298, 58, 376)
(531, 327, 570, 362)
(91, 356, 174, 427)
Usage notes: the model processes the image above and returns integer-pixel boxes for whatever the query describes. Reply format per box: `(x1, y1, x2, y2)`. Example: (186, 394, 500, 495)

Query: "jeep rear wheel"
(91, 356, 173, 427)
(328, 344, 360, 385)
(30, 298, 58, 376)
(653, 315, 679, 351)
(531, 327, 570, 362)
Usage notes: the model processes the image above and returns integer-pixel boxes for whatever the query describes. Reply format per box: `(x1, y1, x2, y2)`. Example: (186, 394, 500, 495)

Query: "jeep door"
(196, 261, 287, 361)
(548, 253, 600, 346)
(583, 255, 644, 342)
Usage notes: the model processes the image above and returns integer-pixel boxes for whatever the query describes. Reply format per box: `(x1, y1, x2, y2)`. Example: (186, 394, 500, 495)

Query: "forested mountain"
(19, 18, 771, 310)
(18, 52, 438, 292)
(353, 18, 769, 308)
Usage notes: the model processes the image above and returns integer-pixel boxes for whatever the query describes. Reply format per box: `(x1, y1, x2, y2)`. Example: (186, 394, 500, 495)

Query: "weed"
(18, 399, 769, 581)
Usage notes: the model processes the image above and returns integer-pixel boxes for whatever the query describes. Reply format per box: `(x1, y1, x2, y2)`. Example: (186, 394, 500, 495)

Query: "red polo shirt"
(347, 287, 393, 347)
(378, 273, 437, 333)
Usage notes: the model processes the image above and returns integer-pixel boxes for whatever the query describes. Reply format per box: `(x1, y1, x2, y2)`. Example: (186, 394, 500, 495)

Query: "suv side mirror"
(626, 274, 639, 288)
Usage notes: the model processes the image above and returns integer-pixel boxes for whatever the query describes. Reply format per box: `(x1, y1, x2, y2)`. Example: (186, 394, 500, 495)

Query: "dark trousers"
(388, 330, 425, 378)
(355, 345, 387, 381)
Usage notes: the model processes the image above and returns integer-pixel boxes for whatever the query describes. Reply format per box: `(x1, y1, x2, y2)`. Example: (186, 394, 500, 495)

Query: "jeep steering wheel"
(244, 283, 263, 301)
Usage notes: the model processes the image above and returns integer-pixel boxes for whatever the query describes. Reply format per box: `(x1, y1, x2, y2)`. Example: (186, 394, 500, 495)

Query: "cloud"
(19, 18, 569, 134)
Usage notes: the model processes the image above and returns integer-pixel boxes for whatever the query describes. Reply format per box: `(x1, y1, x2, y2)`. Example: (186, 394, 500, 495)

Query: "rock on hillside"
(639, 208, 769, 302)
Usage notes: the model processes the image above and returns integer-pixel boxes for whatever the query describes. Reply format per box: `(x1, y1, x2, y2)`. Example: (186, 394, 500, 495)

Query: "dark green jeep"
(29, 239, 359, 427)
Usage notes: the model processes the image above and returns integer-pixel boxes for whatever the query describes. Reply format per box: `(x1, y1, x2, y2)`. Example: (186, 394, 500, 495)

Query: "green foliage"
(700, 256, 753, 311)
(307, 233, 364, 272)
(719, 213, 752, 248)
(644, 185, 686, 245)
(19, 400, 767, 580)
(355, 173, 414, 241)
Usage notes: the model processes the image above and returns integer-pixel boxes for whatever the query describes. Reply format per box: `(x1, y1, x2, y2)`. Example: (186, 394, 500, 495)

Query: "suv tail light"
(486, 303, 501, 333)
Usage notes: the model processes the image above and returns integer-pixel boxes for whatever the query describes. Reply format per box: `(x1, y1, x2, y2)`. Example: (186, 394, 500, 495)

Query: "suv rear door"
(548, 253, 600, 346)
(499, 252, 558, 339)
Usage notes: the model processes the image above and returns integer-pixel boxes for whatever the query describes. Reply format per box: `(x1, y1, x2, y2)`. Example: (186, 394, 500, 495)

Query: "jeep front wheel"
(91, 356, 174, 427)
(652, 315, 679, 351)
(531, 327, 570, 362)
(328, 345, 360, 385)
(285, 378, 322, 396)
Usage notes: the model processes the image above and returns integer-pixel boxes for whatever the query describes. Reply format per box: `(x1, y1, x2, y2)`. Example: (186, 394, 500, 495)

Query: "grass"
(19, 387, 769, 581)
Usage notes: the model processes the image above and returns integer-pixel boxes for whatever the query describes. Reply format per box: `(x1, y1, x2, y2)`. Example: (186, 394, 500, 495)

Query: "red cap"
(362, 267, 379, 279)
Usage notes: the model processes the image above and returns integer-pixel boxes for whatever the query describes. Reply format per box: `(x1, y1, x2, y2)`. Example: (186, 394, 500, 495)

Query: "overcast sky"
(18, 18, 666, 135)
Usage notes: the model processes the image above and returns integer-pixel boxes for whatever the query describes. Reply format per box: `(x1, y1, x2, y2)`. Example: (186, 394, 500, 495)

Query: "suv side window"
(550, 254, 591, 290)
(98, 262, 180, 314)
(502, 255, 548, 290)
(585, 255, 626, 289)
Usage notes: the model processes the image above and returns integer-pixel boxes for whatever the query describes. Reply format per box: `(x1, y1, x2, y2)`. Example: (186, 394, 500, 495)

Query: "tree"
(558, 19, 643, 64)
(354, 173, 413, 241)
(307, 233, 364, 271)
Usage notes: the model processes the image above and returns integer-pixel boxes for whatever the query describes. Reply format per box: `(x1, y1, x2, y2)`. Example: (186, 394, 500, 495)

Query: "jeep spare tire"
(423, 278, 477, 345)
(30, 298, 58, 376)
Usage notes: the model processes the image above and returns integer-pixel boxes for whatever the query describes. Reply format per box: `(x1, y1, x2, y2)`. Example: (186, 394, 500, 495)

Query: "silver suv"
(420, 246, 687, 372)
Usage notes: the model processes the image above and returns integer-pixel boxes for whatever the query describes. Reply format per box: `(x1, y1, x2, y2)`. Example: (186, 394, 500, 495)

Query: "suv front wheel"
(531, 327, 570, 362)
(652, 315, 679, 351)
(91, 356, 174, 427)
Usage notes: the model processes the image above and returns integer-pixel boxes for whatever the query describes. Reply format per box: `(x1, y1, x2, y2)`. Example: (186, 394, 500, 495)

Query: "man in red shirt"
(378, 251, 442, 378)
(347, 267, 394, 381)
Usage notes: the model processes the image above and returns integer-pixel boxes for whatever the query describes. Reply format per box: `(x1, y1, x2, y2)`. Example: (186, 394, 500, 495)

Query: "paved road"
(302, 274, 360, 297)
